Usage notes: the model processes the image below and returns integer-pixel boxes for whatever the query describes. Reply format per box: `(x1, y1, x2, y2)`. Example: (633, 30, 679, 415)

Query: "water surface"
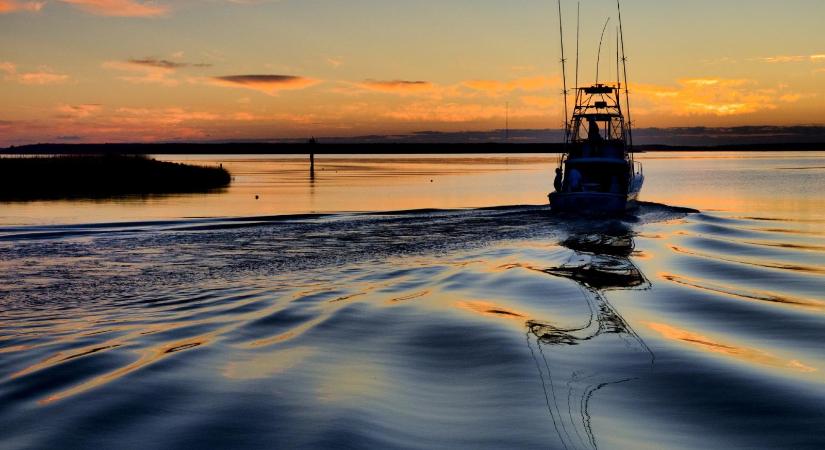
(1, 152, 824, 449)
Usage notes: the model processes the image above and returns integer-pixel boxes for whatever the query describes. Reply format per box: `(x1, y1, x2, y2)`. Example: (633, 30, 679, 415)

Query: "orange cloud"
(112, 107, 221, 125)
(381, 100, 548, 124)
(520, 95, 555, 108)
(210, 74, 320, 95)
(0, 62, 16, 74)
(633, 78, 798, 117)
(59, 0, 168, 17)
(384, 102, 501, 122)
(17, 71, 70, 85)
(0, 105, 321, 145)
(0, 0, 43, 13)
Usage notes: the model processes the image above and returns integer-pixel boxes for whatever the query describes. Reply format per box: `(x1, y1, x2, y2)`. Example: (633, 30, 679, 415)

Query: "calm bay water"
(1, 152, 824, 449)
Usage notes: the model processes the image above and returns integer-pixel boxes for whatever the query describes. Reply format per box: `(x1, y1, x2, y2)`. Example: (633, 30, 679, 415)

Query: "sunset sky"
(1, 0, 824, 145)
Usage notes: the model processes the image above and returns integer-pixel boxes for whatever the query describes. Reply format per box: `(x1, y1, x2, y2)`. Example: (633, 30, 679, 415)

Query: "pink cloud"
(56, 104, 103, 118)
(103, 60, 178, 86)
(210, 74, 320, 95)
(1, 62, 69, 85)
(59, 0, 168, 17)
(357, 80, 434, 94)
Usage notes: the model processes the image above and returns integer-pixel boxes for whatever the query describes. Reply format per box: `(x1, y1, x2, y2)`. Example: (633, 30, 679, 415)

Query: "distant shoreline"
(3, 142, 825, 155)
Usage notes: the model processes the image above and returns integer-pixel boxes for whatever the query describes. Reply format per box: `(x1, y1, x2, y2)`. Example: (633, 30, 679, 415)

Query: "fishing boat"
(549, 0, 643, 214)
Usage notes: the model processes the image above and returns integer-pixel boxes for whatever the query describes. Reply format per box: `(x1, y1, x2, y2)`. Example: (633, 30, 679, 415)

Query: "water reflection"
(527, 221, 653, 450)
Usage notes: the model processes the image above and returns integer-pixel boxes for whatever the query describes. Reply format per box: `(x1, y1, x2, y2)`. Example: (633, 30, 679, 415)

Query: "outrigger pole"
(557, 0, 569, 144)
(616, 28, 621, 95)
(595, 17, 611, 84)
(574, 2, 580, 97)
(617, 0, 633, 149)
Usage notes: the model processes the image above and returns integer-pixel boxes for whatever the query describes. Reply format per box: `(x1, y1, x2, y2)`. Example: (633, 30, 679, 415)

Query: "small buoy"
(430, 179, 433, 183)
(255, 195, 259, 200)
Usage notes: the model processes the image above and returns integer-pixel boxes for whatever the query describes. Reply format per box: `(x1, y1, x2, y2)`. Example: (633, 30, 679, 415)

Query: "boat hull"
(549, 191, 635, 214)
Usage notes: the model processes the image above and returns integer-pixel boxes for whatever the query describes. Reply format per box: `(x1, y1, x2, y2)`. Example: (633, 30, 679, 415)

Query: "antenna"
(617, 0, 633, 148)
(615, 27, 616, 140)
(505, 101, 509, 141)
(556, 0, 569, 143)
(595, 17, 611, 84)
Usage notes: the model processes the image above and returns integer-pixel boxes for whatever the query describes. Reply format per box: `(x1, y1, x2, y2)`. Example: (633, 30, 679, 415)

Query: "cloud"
(0, 104, 315, 146)
(113, 107, 221, 125)
(55, 103, 102, 118)
(128, 58, 187, 69)
(59, 0, 168, 17)
(383, 102, 505, 123)
(17, 71, 70, 84)
(210, 74, 320, 95)
(462, 76, 557, 97)
(0, 0, 44, 13)
(0, 62, 16, 74)
(0, 61, 69, 85)
(757, 54, 825, 64)
(128, 57, 211, 69)
(520, 95, 555, 108)
(103, 60, 178, 85)
(633, 78, 801, 117)
(356, 79, 435, 95)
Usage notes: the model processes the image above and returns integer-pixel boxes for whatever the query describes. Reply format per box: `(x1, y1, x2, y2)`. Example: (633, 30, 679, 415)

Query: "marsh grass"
(0, 154, 231, 201)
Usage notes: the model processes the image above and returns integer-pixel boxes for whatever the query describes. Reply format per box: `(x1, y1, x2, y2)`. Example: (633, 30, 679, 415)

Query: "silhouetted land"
(0, 155, 231, 201)
(3, 142, 825, 155)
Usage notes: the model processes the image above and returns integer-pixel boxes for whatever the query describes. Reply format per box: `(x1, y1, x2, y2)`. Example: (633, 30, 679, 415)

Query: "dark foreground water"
(1, 153, 824, 449)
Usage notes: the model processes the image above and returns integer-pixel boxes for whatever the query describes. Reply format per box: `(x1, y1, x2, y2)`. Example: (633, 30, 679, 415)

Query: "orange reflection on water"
(645, 322, 816, 374)
(660, 272, 825, 311)
(455, 300, 527, 322)
(38, 331, 218, 405)
(223, 347, 317, 380)
(669, 245, 825, 276)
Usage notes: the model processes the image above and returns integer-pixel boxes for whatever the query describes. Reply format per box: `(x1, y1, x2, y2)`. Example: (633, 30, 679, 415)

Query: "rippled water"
(1, 153, 824, 449)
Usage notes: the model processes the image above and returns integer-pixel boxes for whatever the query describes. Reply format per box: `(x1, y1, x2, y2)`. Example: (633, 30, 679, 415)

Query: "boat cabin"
(556, 83, 634, 195)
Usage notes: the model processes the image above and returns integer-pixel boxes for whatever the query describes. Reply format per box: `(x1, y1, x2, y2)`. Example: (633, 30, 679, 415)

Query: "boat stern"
(549, 192, 630, 215)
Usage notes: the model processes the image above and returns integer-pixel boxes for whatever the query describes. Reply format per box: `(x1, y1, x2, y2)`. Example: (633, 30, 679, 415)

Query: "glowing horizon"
(1, 0, 824, 146)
